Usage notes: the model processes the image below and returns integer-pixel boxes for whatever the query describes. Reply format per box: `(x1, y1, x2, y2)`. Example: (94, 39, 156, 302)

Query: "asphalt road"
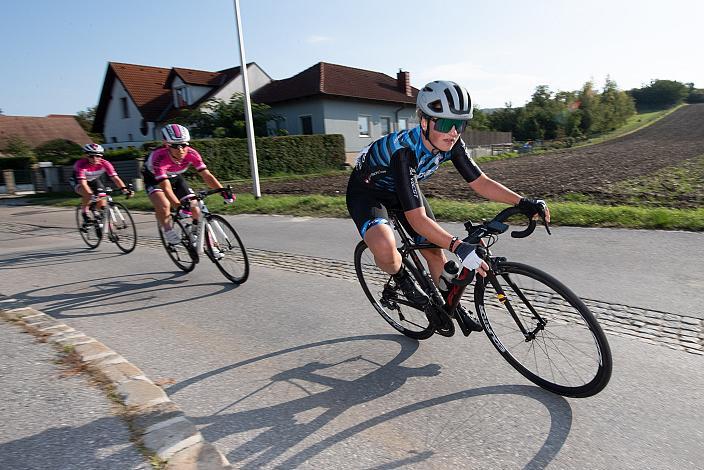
(1, 203, 703, 469)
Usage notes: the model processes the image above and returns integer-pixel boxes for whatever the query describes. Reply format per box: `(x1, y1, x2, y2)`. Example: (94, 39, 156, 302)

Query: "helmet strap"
(421, 114, 443, 155)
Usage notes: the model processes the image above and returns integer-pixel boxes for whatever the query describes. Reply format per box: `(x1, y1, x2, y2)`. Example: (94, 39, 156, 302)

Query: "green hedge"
(190, 134, 345, 179)
(0, 156, 34, 171)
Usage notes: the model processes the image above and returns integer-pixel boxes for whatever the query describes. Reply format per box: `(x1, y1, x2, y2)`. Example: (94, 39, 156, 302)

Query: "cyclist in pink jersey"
(70, 143, 133, 222)
(142, 124, 234, 244)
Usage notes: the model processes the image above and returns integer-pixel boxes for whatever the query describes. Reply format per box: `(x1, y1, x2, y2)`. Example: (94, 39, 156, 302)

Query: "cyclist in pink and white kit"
(70, 143, 133, 222)
(142, 124, 234, 244)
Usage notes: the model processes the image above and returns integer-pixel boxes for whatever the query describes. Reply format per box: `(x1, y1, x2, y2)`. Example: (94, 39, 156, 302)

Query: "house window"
(111, 137, 117, 143)
(120, 97, 129, 119)
(380, 117, 391, 135)
(358, 115, 371, 137)
(128, 133, 133, 141)
(300, 115, 313, 135)
(398, 118, 408, 131)
(175, 87, 189, 107)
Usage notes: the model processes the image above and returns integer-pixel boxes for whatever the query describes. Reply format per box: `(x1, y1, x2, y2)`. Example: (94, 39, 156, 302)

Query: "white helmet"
(161, 124, 190, 144)
(82, 143, 104, 154)
(416, 81, 473, 120)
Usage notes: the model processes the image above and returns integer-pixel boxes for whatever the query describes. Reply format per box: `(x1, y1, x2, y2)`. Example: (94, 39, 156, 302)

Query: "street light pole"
(233, 0, 261, 198)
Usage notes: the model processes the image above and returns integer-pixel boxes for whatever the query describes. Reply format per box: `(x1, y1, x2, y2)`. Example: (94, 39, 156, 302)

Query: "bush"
(2, 136, 36, 161)
(190, 134, 345, 179)
(34, 139, 83, 165)
(0, 156, 34, 171)
(104, 148, 144, 161)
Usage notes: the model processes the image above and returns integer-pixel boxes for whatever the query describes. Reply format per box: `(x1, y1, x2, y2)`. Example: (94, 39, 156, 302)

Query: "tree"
(3, 136, 35, 159)
(175, 93, 279, 138)
(34, 139, 83, 165)
(629, 79, 689, 110)
(75, 106, 103, 143)
(468, 106, 490, 130)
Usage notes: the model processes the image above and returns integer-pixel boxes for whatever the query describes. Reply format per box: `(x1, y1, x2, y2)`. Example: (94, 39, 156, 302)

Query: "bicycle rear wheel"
(354, 241, 434, 340)
(203, 214, 249, 284)
(475, 261, 612, 397)
(159, 218, 197, 272)
(75, 206, 102, 249)
(107, 202, 137, 254)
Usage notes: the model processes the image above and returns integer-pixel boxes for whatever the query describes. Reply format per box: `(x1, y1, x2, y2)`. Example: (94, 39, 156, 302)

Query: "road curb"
(0, 297, 232, 470)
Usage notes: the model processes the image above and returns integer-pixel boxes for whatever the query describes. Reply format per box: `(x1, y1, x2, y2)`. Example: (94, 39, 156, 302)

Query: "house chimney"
(397, 70, 412, 97)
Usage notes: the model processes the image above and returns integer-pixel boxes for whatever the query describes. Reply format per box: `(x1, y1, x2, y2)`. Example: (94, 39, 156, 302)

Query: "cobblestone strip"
(245, 249, 704, 356)
(6, 221, 704, 354)
(0, 297, 232, 470)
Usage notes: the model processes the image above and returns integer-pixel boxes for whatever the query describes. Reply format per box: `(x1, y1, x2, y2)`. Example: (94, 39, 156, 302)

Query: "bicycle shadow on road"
(0, 417, 148, 469)
(7, 271, 240, 319)
(168, 334, 572, 469)
(0, 247, 124, 270)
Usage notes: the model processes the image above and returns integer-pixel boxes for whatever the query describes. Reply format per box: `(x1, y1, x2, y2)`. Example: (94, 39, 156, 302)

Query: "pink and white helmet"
(161, 124, 191, 144)
(82, 143, 104, 155)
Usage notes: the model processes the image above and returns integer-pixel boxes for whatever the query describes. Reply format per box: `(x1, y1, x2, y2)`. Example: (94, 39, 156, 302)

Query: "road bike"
(354, 206, 612, 397)
(75, 187, 137, 253)
(159, 187, 249, 285)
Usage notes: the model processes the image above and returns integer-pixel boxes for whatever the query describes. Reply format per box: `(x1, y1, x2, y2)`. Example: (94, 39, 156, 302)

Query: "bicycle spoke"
(477, 261, 611, 397)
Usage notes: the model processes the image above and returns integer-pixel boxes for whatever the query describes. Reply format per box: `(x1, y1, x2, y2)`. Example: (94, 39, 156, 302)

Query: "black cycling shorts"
(346, 172, 435, 242)
(142, 170, 194, 202)
(69, 176, 107, 194)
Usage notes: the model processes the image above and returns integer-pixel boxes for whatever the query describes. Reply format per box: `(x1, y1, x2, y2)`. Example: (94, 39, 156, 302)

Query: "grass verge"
(21, 191, 703, 231)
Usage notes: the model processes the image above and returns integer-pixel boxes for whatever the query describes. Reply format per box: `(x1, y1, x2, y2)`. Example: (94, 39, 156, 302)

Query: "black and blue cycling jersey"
(347, 126, 484, 238)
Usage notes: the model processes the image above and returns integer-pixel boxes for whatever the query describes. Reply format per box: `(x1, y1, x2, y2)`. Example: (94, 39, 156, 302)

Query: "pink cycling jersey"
(73, 158, 117, 181)
(145, 147, 207, 182)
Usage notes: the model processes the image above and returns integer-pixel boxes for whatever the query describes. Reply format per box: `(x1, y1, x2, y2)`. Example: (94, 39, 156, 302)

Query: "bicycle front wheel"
(475, 261, 612, 397)
(159, 218, 197, 272)
(107, 202, 137, 254)
(204, 214, 249, 284)
(75, 206, 102, 249)
(354, 241, 434, 340)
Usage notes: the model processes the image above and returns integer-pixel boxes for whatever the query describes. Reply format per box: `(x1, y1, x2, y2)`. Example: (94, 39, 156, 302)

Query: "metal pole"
(233, 0, 261, 198)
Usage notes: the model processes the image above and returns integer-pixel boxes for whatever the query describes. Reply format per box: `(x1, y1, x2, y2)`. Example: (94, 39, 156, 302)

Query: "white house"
(92, 61, 271, 149)
(253, 62, 420, 159)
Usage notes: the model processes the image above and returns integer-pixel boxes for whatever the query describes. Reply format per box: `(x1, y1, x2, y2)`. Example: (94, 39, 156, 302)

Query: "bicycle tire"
(354, 241, 434, 340)
(203, 214, 249, 284)
(475, 261, 612, 397)
(159, 218, 197, 272)
(107, 202, 137, 254)
(75, 206, 102, 249)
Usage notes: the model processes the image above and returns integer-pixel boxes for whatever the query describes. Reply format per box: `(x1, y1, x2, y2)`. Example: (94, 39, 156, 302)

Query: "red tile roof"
(167, 66, 243, 87)
(93, 62, 249, 133)
(0, 115, 91, 148)
(253, 62, 418, 105)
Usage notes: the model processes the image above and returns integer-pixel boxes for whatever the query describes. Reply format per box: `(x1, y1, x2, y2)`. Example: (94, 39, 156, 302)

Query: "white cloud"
(306, 35, 333, 44)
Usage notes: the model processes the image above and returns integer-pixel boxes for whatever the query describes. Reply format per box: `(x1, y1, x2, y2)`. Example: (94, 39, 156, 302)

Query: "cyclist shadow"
(169, 334, 572, 469)
(10, 270, 239, 319)
(0, 247, 123, 270)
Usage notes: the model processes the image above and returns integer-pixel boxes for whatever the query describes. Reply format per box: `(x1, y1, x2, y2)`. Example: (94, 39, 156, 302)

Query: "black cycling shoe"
(455, 305, 483, 332)
(393, 270, 429, 306)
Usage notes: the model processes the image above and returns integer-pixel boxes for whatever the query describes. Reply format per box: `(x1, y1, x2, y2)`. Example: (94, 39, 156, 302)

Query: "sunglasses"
(168, 143, 189, 149)
(87, 154, 103, 158)
(430, 118, 468, 134)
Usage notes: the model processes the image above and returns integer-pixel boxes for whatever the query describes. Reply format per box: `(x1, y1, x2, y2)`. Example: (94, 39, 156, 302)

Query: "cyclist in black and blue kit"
(346, 80, 549, 331)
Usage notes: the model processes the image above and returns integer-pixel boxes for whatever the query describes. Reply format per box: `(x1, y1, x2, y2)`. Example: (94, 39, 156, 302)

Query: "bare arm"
(110, 175, 128, 190)
(468, 174, 522, 205)
(404, 207, 454, 251)
(199, 169, 223, 190)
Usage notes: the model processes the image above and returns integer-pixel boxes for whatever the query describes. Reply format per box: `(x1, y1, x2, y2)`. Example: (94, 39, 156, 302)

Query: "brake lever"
(542, 216, 552, 235)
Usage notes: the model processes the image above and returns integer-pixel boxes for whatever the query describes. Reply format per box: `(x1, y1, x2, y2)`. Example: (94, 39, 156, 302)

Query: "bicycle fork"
(480, 260, 548, 341)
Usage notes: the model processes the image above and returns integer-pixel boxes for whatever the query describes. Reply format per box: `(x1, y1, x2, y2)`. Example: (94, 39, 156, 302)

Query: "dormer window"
(175, 87, 189, 107)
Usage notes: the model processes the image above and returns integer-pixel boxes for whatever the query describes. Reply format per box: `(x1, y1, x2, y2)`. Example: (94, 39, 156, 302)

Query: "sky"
(1, 0, 702, 117)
